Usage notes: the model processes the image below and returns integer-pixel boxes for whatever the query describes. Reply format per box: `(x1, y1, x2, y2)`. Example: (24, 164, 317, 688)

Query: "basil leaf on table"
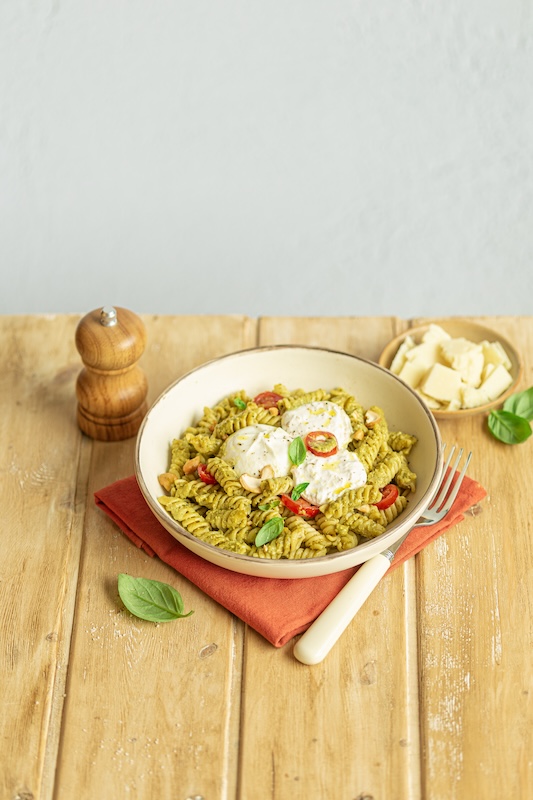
(503, 387, 533, 421)
(288, 437, 306, 466)
(488, 410, 532, 445)
(118, 574, 194, 623)
(255, 516, 284, 547)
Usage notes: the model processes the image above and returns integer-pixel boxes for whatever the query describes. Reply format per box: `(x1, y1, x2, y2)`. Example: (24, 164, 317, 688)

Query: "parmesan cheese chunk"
(461, 364, 513, 408)
(479, 364, 513, 401)
(388, 327, 515, 410)
(440, 338, 485, 387)
(404, 342, 444, 370)
(421, 324, 452, 344)
(481, 340, 512, 370)
(398, 359, 429, 389)
(389, 335, 415, 374)
(417, 390, 443, 410)
(420, 363, 463, 404)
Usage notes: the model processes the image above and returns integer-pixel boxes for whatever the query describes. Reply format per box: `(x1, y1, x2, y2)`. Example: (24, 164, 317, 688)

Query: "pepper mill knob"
(75, 306, 148, 441)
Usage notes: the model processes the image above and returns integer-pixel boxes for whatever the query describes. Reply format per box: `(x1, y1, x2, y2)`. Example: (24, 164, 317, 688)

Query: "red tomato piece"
(304, 431, 338, 457)
(281, 494, 320, 517)
(197, 463, 218, 485)
(374, 484, 399, 510)
(253, 391, 283, 409)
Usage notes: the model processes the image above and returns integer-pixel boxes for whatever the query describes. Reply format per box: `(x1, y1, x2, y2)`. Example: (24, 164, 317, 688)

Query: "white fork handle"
(293, 554, 391, 665)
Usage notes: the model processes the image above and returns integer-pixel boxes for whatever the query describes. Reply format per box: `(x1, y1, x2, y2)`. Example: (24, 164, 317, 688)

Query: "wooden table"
(2, 314, 532, 800)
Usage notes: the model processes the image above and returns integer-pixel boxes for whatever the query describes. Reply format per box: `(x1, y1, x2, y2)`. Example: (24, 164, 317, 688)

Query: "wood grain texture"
(238, 317, 421, 799)
(415, 317, 533, 799)
(0, 315, 86, 800)
(1, 314, 532, 800)
(54, 315, 256, 799)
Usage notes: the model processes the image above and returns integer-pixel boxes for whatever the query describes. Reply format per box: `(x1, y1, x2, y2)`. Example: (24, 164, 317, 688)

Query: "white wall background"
(1, 1, 532, 318)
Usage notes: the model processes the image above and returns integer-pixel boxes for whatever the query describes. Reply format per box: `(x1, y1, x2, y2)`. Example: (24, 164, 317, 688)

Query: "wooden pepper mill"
(75, 306, 148, 441)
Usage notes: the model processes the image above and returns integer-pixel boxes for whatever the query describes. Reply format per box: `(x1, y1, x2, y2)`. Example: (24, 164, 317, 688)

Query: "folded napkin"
(95, 474, 486, 648)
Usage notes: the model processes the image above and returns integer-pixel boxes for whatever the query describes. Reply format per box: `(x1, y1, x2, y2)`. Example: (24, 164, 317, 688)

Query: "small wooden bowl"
(378, 319, 523, 419)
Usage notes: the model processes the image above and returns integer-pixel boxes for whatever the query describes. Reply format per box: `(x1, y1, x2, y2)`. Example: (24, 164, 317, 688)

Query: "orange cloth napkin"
(95, 474, 486, 647)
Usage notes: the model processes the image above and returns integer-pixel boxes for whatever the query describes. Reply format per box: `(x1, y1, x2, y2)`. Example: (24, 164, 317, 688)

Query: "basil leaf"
(255, 517, 284, 547)
(503, 387, 533, 421)
(488, 410, 532, 445)
(288, 437, 306, 466)
(291, 482, 309, 501)
(118, 574, 194, 623)
(233, 397, 247, 410)
(258, 500, 280, 511)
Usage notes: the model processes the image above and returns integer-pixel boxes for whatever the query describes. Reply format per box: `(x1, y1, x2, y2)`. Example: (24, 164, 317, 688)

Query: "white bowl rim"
(135, 344, 444, 576)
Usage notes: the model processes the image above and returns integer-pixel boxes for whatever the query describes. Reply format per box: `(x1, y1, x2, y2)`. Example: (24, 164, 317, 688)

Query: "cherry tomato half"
(197, 463, 218, 485)
(304, 431, 338, 458)
(374, 484, 399, 510)
(253, 391, 283, 409)
(281, 494, 320, 518)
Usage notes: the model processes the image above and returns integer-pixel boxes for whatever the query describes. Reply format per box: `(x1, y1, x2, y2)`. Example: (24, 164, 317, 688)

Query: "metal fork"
(293, 445, 472, 665)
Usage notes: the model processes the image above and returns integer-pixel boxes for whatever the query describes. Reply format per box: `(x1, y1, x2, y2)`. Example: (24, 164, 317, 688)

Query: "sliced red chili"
(304, 431, 338, 457)
(197, 463, 218, 485)
(280, 494, 320, 518)
(253, 391, 283, 409)
(374, 484, 399, 510)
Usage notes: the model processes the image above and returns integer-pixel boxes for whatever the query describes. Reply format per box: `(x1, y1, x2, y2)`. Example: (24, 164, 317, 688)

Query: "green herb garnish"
(255, 517, 284, 547)
(118, 574, 194, 623)
(291, 482, 309, 501)
(288, 436, 306, 466)
(488, 386, 533, 444)
(488, 410, 532, 445)
(503, 387, 533, 421)
(233, 397, 247, 410)
(258, 500, 280, 511)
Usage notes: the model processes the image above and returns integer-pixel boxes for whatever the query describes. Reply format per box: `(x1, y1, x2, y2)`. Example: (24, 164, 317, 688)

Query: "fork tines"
(431, 444, 472, 514)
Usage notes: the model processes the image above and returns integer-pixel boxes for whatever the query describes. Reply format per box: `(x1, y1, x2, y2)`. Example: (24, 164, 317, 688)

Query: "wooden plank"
(416, 316, 533, 798)
(238, 316, 422, 798)
(0, 315, 87, 800)
(54, 315, 256, 799)
(258, 314, 406, 364)
(3, 313, 531, 800)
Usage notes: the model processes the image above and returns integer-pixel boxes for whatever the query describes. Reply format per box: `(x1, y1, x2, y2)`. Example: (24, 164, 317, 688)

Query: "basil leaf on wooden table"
(503, 387, 533, 421)
(255, 516, 284, 547)
(488, 410, 532, 445)
(118, 574, 194, 622)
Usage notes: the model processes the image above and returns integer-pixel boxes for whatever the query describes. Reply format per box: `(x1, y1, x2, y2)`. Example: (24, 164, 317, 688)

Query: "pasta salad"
(157, 385, 418, 560)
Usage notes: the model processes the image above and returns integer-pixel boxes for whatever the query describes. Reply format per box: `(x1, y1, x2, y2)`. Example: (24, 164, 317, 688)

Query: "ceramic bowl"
(378, 319, 522, 419)
(135, 345, 443, 578)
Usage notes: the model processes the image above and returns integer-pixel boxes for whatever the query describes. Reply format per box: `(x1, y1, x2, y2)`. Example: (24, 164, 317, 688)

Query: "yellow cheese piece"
(421, 324, 452, 344)
(390, 335, 415, 374)
(404, 342, 444, 370)
(479, 363, 513, 401)
(446, 398, 462, 411)
(420, 363, 463, 404)
(481, 362, 495, 382)
(440, 338, 485, 387)
(481, 340, 512, 370)
(417, 390, 443, 410)
(398, 360, 429, 389)
(388, 328, 514, 410)
(461, 364, 513, 408)
(461, 385, 490, 409)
